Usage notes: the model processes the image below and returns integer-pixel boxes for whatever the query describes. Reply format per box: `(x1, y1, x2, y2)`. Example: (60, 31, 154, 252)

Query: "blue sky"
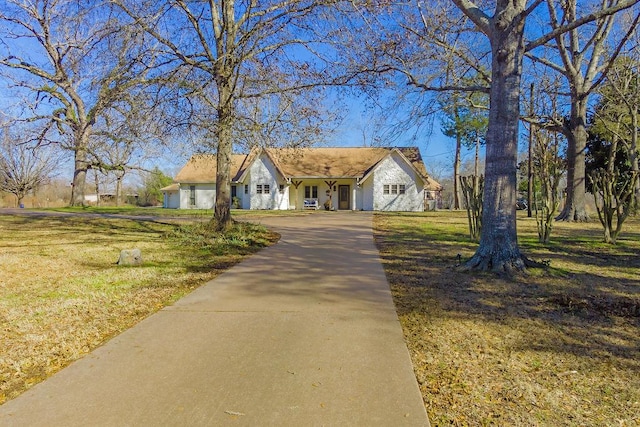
(336, 111, 456, 174)
(0, 2, 477, 186)
(331, 95, 474, 182)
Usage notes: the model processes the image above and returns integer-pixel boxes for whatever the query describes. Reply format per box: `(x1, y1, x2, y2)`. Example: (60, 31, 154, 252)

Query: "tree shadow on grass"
(1, 214, 179, 248)
(375, 224, 640, 368)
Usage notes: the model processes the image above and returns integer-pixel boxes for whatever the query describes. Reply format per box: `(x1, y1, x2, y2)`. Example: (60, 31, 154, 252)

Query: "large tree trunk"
(465, 3, 527, 273)
(214, 136, 232, 230)
(94, 169, 100, 207)
(213, 82, 233, 231)
(70, 140, 89, 207)
(557, 97, 589, 221)
(115, 174, 123, 207)
(69, 125, 92, 207)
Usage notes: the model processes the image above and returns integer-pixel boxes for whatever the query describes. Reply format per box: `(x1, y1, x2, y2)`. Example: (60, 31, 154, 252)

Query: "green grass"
(374, 211, 640, 426)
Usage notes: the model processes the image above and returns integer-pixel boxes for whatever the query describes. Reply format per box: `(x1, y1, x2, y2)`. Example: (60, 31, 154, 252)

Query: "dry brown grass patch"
(374, 211, 639, 426)
(0, 213, 277, 404)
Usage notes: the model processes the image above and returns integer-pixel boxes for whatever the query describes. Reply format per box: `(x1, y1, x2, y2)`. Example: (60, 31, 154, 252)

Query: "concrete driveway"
(0, 211, 429, 426)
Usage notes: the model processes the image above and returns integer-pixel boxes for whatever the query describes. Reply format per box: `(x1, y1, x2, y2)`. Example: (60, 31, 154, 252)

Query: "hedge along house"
(161, 147, 442, 211)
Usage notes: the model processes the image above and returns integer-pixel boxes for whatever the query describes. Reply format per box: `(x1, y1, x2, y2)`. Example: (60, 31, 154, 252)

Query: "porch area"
(288, 179, 358, 211)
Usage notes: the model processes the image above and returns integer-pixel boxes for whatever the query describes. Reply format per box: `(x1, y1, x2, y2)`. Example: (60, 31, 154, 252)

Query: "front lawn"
(374, 211, 639, 426)
(0, 213, 278, 403)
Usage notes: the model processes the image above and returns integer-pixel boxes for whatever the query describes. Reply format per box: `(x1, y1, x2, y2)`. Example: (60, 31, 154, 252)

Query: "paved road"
(0, 211, 429, 426)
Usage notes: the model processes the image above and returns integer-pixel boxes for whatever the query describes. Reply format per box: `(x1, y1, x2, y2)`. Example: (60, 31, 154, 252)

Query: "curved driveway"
(0, 211, 429, 426)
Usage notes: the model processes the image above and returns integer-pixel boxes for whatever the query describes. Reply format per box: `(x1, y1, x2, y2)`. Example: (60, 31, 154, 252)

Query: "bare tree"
(460, 174, 484, 241)
(326, 0, 637, 270)
(113, 0, 344, 230)
(527, 1, 640, 222)
(449, 0, 638, 272)
(587, 128, 638, 243)
(533, 128, 565, 243)
(0, 0, 155, 206)
(587, 65, 640, 243)
(594, 54, 640, 204)
(523, 73, 567, 242)
(88, 135, 136, 207)
(334, 0, 489, 151)
(88, 95, 170, 206)
(0, 130, 59, 207)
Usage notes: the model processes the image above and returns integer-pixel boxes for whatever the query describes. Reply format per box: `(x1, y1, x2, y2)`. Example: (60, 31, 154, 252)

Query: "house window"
(279, 184, 285, 194)
(244, 184, 249, 194)
(189, 185, 196, 206)
(256, 184, 263, 194)
(384, 184, 406, 195)
(231, 185, 237, 198)
(264, 184, 270, 194)
(304, 185, 318, 198)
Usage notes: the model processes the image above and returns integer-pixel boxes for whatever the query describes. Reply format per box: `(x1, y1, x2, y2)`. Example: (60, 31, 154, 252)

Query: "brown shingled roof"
(160, 183, 180, 192)
(172, 147, 441, 190)
(266, 147, 429, 179)
(173, 154, 249, 183)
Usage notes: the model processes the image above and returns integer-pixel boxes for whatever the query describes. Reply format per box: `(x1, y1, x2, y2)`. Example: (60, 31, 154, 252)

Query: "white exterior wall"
(238, 183, 250, 209)
(288, 184, 302, 210)
(163, 191, 180, 209)
(361, 179, 374, 211)
(179, 184, 215, 209)
(288, 179, 357, 210)
(352, 186, 358, 210)
(332, 179, 357, 210)
(179, 186, 190, 209)
(371, 154, 424, 211)
(232, 185, 249, 209)
(288, 179, 326, 210)
(352, 183, 364, 210)
(248, 155, 287, 210)
(275, 186, 290, 210)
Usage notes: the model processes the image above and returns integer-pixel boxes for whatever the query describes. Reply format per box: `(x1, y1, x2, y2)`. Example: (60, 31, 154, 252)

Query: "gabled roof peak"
(173, 146, 440, 189)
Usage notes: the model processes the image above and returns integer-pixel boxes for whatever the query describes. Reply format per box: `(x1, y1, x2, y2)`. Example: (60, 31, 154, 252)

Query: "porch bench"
(303, 198, 319, 209)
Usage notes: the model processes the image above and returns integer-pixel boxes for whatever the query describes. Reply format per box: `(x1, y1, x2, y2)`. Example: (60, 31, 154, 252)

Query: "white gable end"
(179, 183, 215, 209)
(247, 154, 288, 210)
(372, 153, 424, 212)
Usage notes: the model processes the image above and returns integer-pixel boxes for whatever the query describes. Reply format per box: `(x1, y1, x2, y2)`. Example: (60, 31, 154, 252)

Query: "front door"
(338, 185, 350, 210)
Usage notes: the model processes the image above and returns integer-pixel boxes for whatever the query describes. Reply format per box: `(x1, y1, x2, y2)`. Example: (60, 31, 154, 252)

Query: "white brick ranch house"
(161, 147, 442, 211)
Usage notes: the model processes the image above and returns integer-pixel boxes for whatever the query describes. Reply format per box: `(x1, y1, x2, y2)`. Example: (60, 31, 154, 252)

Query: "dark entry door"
(338, 185, 350, 210)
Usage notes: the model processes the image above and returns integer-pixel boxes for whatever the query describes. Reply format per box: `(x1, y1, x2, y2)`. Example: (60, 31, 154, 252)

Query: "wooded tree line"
(1, 0, 639, 272)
